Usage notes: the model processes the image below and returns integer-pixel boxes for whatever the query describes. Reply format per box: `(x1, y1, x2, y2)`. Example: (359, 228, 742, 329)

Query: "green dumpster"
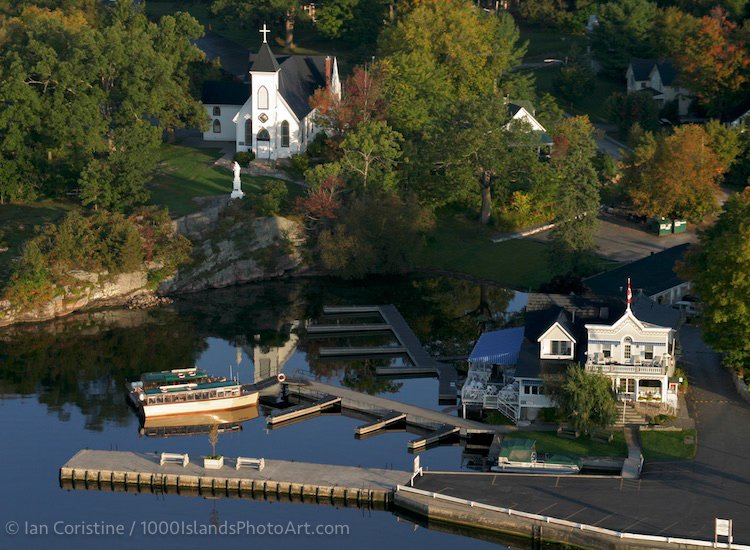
(672, 219, 687, 234)
(652, 218, 673, 236)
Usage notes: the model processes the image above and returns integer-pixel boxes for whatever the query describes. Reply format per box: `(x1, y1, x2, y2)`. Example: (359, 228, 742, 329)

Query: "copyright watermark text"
(5, 520, 350, 537)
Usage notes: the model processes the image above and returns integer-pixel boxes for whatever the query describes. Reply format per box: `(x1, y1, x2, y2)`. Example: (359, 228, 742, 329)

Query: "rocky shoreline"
(0, 199, 307, 328)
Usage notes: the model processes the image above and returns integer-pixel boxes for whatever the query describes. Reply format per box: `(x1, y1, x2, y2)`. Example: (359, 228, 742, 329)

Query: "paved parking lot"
(530, 214, 697, 263)
(416, 326, 750, 543)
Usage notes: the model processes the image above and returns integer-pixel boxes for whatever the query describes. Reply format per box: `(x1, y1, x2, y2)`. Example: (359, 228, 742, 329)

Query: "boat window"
(217, 391, 224, 398)
(210, 391, 217, 398)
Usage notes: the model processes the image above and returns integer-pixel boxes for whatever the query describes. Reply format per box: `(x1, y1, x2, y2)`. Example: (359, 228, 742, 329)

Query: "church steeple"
(251, 24, 279, 73)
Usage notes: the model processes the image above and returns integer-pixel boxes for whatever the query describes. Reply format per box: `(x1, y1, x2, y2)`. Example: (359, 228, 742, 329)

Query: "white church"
(201, 24, 341, 160)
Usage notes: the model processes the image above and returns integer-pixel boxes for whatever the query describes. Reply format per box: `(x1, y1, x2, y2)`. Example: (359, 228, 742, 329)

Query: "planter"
(204, 456, 224, 470)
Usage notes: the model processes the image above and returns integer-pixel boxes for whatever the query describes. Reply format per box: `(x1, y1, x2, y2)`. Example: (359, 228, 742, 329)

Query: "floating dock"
(60, 450, 410, 508)
(267, 395, 341, 426)
(280, 379, 504, 450)
(315, 305, 458, 403)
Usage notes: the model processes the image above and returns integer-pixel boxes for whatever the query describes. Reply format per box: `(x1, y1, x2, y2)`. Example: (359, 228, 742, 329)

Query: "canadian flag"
(626, 278, 633, 305)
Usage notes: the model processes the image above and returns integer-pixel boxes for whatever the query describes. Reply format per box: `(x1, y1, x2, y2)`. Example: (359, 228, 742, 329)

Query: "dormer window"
(550, 341, 571, 356)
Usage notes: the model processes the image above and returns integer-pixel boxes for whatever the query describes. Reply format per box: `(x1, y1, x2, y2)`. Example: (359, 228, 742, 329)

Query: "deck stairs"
(614, 402, 648, 427)
(482, 382, 519, 423)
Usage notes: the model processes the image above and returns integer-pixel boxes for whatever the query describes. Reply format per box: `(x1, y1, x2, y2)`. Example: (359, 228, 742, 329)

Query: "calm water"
(0, 276, 529, 549)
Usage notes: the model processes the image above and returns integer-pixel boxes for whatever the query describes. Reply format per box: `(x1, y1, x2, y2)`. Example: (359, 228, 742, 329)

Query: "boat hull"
(138, 391, 259, 418)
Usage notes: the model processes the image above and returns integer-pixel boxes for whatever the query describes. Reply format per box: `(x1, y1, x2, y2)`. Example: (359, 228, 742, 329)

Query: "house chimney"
(325, 56, 332, 88)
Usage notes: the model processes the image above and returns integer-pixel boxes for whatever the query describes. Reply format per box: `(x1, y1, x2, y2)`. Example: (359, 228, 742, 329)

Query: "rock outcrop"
(0, 271, 151, 327)
(160, 203, 305, 294)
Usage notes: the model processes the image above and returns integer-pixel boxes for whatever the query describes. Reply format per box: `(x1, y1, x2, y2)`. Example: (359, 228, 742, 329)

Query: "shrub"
(255, 180, 289, 217)
(289, 153, 309, 177)
(3, 208, 190, 308)
(234, 151, 255, 165)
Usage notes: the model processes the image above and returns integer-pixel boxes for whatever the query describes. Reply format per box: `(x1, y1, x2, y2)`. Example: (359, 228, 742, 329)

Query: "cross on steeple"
(260, 23, 270, 44)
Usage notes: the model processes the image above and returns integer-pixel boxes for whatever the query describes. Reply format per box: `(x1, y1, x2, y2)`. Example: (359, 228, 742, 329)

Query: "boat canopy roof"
(498, 439, 536, 461)
(141, 368, 208, 384)
(143, 379, 237, 395)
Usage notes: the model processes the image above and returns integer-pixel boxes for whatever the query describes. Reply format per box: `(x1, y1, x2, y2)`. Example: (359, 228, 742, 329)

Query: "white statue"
(231, 161, 245, 199)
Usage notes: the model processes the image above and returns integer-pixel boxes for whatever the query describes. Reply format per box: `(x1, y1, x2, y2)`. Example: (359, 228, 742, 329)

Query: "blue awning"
(469, 327, 525, 366)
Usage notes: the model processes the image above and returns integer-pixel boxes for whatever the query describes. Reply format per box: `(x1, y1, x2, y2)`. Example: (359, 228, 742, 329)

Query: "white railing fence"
(395, 485, 746, 550)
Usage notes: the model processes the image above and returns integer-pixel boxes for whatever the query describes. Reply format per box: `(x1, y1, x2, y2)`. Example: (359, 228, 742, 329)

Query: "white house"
(584, 294, 679, 411)
(506, 101, 553, 149)
(201, 25, 341, 160)
(626, 58, 693, 116)
(460, 291, 681, 423)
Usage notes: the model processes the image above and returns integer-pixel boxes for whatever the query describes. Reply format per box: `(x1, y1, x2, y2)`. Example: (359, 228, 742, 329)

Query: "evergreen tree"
(684, 188, 750, 368)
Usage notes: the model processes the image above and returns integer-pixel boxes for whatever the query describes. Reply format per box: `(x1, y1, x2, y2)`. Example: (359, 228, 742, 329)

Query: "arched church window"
(213, 119, 221, 133)
(257, 128, 270, 141)
(245, 118, 253, 143)
(280, 121, 290, 147)
(258, 86, 269, 110)
(213, 106, 221, 116)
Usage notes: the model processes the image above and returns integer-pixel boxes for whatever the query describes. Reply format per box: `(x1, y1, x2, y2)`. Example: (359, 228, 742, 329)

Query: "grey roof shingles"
(201, 81, 250, 105)
(629, 58, 679, 86)
(584, 244, 690, 299)
(250, 42, 280, 73)
(247, 41, 329, 120)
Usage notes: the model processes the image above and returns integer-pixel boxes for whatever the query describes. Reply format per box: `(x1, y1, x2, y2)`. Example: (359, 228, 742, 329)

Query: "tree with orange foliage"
(673, 8, 750, 114)
(310, 63, 388, 136)
(625, 125, 724, 222)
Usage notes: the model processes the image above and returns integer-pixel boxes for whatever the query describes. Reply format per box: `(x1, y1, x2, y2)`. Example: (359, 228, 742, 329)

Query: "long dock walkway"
(283, 379, 507, 448)
(60, 450, 410, 507)
(317, 305, 457, 403)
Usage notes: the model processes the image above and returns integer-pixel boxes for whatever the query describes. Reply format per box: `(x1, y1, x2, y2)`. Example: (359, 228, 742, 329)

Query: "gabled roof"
(201, 81, 250, 105)
(629, 58, 678, 86)
(248, 51, 329, 119)
(537, 310, 577, 343)
(584, 244, 690, 299)
(720, 96, 750, 125)
(250, 42, 280, 73)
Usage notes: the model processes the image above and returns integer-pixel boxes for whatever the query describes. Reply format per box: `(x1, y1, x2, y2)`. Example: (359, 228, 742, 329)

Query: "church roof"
(250, 42, 280, 73)
(201, 80, 249, 105)
(249, 51, 329, 120)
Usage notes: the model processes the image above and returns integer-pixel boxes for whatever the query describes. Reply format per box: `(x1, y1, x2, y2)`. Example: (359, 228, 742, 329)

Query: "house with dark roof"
(721, 96, 750, 129)
(460, 292, 681, 423)
(626, 58, 693, 116)
(201, 24, 341, 160)
(584, 244, 691, 305)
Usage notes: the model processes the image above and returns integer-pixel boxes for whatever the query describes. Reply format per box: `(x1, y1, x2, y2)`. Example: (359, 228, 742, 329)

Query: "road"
(415, 326, 750, 543)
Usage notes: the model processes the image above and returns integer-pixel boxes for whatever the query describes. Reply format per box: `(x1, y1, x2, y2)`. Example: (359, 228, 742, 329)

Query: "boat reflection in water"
(138, 405, 259, 438)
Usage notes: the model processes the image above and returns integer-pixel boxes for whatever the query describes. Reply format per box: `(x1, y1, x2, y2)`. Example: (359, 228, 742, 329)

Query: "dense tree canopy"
(624, 125, 724, 222)
(591, 0, 660, 76)
(0, 1, 205, 209)
(684, 188, 750, 368)
(379, 3, 531, 138)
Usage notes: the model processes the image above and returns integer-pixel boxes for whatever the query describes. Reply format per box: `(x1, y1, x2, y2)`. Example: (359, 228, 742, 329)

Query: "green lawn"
(506, 430, 628, 458)
(640, 429, 697, 461)
(418, 212, 553, 290)
(0, 200, 78, 284)
(147, 143, 302, 217)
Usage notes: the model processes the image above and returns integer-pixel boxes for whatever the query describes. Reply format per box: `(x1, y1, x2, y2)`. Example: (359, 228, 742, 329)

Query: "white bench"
(236, 457, 264, 471)
(160, 452, 189, 467)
